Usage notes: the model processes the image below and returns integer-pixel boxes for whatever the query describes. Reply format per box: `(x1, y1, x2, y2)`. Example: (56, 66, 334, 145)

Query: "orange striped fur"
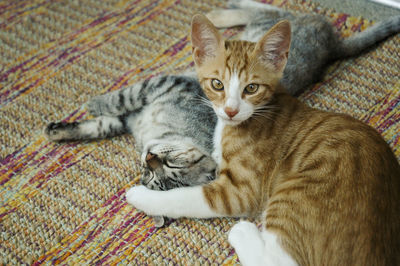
(192, 14, 400, 265)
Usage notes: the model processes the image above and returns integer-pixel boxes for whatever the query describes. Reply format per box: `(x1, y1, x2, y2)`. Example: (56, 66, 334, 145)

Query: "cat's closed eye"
(211, 79, 224, 91)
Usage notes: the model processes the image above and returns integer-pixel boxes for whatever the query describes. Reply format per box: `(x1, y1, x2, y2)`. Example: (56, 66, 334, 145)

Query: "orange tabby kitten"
(127, 14, 400, 265)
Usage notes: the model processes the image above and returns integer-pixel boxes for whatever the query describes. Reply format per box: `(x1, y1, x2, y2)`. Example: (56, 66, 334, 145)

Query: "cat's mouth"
(220, 116, 245, 126)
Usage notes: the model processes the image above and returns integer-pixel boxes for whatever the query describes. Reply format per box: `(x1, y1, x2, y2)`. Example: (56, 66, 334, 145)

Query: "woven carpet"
(0, 0, 399, 264)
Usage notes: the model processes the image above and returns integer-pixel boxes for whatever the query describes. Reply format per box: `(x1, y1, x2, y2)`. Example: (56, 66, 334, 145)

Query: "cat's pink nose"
(224, 107, 239, 118)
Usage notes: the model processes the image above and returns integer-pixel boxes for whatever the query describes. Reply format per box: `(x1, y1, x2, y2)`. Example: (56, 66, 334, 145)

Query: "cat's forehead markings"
(237, 55, 248, 80)
(225, 55, 233, 77)
(224, 41, 253, 82)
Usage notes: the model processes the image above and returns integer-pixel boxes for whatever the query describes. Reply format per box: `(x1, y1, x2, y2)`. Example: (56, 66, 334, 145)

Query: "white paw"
(228, 221, 260, 247)
(229, 221, 266, 266)
(126, 185, 160, 216)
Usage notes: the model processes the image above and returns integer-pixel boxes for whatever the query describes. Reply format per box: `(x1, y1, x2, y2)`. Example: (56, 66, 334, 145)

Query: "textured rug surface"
(0, 0, 399, 264)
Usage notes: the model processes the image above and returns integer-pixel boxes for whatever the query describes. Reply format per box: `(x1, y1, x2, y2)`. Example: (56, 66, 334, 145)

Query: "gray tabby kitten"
(45, 74, 218, 191)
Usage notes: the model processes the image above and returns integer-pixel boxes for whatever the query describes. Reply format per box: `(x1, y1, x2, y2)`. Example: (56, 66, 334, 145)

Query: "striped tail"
(335, 15, 400, 58)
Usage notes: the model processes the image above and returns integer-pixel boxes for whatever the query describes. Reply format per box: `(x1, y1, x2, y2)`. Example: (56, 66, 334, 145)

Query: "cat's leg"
(206, 9, 253, 28)
(126, 185, 223, 218)
(45, 116, 126, 141)
(228, 221, 298, 266)
(207, 0, 287, 28)
(228, 221, 266, 266)
(259, 229, 298, 265)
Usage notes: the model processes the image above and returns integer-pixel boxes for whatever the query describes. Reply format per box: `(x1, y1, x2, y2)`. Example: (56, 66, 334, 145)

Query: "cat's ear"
(191, 14, 224, 66)
(254, 20, 291, 72)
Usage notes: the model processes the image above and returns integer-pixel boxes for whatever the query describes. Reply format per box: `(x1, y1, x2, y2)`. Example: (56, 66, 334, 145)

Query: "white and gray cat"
(46, 74, 218, 191)
(45, 0, 400, 225)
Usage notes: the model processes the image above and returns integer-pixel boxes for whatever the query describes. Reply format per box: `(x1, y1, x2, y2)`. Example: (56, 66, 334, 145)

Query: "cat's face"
(191, 15, 291, 125)
(140, 143, 216, 191)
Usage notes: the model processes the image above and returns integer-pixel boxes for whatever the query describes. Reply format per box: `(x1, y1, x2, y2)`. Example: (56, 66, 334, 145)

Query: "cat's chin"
(220, 117, 246, 126)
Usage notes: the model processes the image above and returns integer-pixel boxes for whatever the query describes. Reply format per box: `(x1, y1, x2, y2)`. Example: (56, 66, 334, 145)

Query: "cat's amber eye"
(211, 79, 224, 91)
(244, 84, 259, 94)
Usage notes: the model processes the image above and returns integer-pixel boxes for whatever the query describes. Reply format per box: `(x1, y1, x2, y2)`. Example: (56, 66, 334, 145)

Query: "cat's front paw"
(126, 185, 162, 216)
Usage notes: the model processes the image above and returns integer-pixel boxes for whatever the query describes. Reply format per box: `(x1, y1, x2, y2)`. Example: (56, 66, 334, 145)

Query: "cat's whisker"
(255, 105, 278, 112)
(193, 100, 213, 109)
(252, 111, 277, 122)
(253, 110, 277, 117)
(253, 115, 275, 123)
(193, 94, 214, 108)
(253, 106, 280, 121)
